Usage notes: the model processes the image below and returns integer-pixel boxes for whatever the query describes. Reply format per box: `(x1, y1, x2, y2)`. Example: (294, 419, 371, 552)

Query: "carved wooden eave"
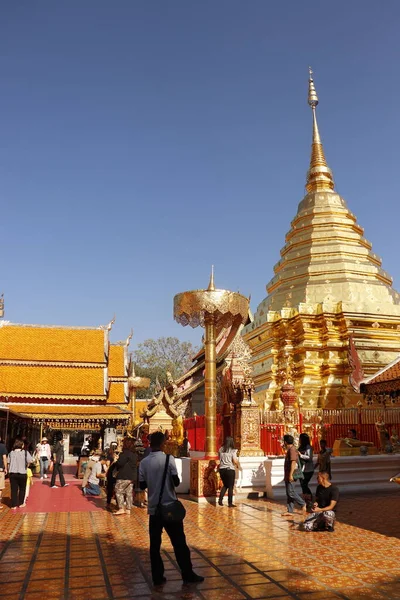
(348, 334, 364, 392)
(360, 354, 400, 396)
(174, 327, 237, 387)
(141, 388, 180, 420)
(167, 324, 251, 405)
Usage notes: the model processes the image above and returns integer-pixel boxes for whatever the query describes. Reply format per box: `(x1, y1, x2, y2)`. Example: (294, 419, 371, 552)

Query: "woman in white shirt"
(38, 437, 52, 479)
(218, 436, 239, 507)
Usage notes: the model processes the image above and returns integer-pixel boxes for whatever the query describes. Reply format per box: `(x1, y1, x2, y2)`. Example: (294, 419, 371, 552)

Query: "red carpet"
(19, 465, 103, 513)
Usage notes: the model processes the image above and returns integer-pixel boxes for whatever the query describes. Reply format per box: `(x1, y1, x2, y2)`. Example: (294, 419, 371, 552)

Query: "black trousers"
(149, 514, 193, 583)
(10, 473, 27, 508)
(106, 476, 116, 504)
(300, 471, 314, 497)
(219, 468, 235, 505)
(51, 463, 65, 487)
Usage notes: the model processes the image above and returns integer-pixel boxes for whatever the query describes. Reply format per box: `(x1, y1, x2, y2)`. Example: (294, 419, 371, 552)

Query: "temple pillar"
(280, 382, 300, 444)
(234, 402, 264, 456)
(190, 457, 221, 502)
(232, 377, 264, 456)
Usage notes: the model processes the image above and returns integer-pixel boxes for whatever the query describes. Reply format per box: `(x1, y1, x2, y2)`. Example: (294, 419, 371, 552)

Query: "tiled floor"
(0, 484, 400, 600)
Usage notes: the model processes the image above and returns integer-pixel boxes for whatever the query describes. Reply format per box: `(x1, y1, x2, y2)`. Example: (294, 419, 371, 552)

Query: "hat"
(42, 437, 48, 442)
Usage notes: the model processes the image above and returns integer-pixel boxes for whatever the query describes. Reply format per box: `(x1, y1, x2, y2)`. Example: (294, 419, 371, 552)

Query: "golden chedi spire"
(306, 67, 335, 193)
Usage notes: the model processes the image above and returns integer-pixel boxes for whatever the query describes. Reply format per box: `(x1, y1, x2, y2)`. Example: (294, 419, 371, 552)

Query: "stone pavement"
(0, 486, 400, 600)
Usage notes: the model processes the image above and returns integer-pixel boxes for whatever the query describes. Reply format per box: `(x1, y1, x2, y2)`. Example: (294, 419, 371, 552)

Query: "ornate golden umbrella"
(174, 269, 250, 458)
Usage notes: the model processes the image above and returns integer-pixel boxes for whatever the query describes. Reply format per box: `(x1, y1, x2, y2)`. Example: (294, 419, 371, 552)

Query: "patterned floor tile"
(1, 486, 400, 600)
(240, 582, 291, 598)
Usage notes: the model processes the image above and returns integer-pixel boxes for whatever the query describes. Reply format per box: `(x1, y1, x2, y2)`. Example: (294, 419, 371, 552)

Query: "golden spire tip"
(305, 67, 334, 193)
(308, 66, 319, 108)
(207, 265, 215, 291)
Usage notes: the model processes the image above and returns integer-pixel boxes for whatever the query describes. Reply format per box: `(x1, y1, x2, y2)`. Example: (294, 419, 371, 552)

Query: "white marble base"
(248, 454, 400, 499)
(176, 454, 400, 497)
(174, 457, 191, 494)
(235, 456, 270, 489)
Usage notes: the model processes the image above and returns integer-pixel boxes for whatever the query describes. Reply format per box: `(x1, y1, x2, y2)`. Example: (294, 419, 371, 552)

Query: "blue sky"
(1, 2, 400, 349)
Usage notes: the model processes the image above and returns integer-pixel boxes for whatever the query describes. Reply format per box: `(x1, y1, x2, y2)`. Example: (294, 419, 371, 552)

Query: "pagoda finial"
(306, 68, 335, 193)
(207, 265, 215, 291)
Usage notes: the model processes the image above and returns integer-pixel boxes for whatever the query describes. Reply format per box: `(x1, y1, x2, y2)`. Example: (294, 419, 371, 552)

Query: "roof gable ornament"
(99, 315, 116, 331)
(306, 67, 335, 193)
(125, 329, 133, 347)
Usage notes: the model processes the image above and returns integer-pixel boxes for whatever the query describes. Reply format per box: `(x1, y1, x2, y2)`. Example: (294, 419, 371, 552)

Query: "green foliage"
(133, 337, 197, 399)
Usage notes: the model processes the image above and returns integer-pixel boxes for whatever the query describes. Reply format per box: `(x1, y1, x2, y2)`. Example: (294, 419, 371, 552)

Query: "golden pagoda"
(243, 69, 400, 409)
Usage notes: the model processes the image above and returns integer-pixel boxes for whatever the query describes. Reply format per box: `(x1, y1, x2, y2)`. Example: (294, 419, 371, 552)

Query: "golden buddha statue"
(171, 415, 184, 446)
(162, 416, 184, 457)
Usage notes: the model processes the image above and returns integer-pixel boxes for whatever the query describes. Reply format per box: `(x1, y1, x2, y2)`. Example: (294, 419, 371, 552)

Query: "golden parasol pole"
(174, 267, 250, 461)
(204, 313, 217, 458)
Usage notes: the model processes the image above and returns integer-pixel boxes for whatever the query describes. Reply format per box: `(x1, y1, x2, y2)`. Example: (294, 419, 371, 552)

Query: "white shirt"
(88, 461, 102, 485)
(218, 447, 238, 470)
(40, 444, 50, 458)
(139, 451, 178, 515)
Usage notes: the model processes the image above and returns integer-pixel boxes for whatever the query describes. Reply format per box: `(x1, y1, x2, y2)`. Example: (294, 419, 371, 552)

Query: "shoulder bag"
(293, 455, 305, 481)
(155, 454, 186, 522)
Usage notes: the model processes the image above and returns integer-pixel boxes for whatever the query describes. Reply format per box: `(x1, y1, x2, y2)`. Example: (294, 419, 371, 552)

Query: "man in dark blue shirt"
(139, 432, 204, 587)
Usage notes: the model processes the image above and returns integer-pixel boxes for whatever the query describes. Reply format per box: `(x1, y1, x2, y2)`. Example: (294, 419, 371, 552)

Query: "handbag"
(293, 456, 304, 481)
(155, 454, 186, 522)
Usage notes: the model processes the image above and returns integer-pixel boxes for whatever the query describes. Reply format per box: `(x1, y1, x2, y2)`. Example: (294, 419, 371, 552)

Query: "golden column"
(174, 268, 249, 459)
(204, 313, 217, 456)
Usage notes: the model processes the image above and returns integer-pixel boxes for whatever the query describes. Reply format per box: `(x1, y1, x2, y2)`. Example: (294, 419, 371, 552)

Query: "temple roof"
(108, 381, 128, 404)
(361, 356, 400, 389)
(0, 365, 105, 399)
(108, 344, 126, 378)
(0, 323, 106, 364)
(8, 404, 130, 420)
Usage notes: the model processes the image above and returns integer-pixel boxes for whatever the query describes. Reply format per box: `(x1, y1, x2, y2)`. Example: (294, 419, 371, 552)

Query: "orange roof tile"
(0, 365, 105, 397)
(135, 399, 150, 422)
(9, 404, 130, 420)
(0, 325, 106, 364)
(364, 359, 400, 385)
(107, 381, 128, 404)
(108, 345, 126, 378)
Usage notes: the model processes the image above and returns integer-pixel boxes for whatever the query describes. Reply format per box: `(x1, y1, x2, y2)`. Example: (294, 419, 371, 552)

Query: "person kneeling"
(303, 471, 339, 532)
(82, 454, 106, 496)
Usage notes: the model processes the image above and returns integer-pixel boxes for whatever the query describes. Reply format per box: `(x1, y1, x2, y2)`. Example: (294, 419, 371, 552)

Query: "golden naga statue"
(343, 438, 374, 448)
